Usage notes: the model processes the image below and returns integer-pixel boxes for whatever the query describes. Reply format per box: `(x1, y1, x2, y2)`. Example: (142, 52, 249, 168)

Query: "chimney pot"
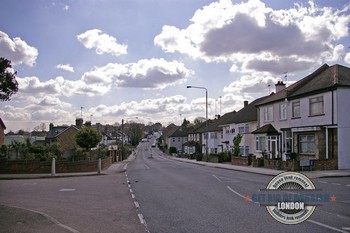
(244, 101, 248, 107)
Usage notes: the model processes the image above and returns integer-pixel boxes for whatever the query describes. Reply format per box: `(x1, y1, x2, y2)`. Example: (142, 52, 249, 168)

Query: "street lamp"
(187, 85, 208, 161)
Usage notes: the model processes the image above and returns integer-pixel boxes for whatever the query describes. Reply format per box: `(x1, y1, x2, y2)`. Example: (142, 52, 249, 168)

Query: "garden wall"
(0, 156, 112, 174)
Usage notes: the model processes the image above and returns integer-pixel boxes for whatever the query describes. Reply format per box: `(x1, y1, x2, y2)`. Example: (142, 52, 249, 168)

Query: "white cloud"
(0, 31, 38, 66)
(82, 58, 194, 89)
(77, 29, 127, 57)
(154, 0, 350, 74)
(56, 64, 74, 72)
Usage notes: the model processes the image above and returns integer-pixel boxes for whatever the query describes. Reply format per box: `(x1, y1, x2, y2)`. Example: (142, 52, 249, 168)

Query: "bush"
(169, 147, 177, 154)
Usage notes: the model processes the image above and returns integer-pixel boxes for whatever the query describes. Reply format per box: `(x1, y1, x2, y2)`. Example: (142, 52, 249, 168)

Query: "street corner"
(0, 205, 77, 233)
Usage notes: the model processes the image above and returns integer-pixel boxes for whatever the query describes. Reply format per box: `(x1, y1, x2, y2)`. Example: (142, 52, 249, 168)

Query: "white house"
(253, 64, 350, 170)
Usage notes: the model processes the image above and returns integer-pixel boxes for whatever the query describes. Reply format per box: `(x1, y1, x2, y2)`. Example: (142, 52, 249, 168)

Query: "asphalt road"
(127, 142, 350, 233)
(0, 169, 146, 233)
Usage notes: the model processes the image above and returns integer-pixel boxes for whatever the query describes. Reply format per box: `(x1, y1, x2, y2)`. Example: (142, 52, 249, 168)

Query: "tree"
(193, 117, 205, 127)
(127, 123, 144, 146)
(75, 127, 102, 151)
(0, 57, 18, 101)
(233, 134, 242, 157)
(181, 118, 191, 128)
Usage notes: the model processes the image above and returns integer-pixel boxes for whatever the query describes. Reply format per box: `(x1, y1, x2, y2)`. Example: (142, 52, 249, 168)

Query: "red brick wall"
(0, 157, 112, 174)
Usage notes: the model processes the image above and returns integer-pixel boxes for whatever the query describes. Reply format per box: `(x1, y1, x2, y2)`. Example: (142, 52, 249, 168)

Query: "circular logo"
(265, 172, 316, 224)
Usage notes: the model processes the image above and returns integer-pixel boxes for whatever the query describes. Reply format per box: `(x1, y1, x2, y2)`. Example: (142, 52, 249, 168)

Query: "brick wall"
(0, 157, 112, 174)
(231, 157, 249, 166)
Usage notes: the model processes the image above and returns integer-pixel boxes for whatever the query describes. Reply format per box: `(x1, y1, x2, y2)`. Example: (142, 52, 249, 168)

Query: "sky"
(1, 0, 350, 132)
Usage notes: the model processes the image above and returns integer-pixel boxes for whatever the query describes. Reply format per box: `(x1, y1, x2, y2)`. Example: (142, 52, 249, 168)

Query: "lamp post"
(187, 85, 208, 161)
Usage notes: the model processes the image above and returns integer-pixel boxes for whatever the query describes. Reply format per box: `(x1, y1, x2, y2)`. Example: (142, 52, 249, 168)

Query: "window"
(279, 103, 287, 120)
(238, 124, 249, 134)
(299, 135, 315, 154)
(309, 96, 324, 116)
(172, 138, 175, 142)
(231, 128, 235, 134)
(263, 106, 273, 122)
(239, 146, 249, 156)
(178, 137, 181, 142)
(292, 101, 300, 118)
(285, 130, 292, 153)
(255, 136, 266, 151)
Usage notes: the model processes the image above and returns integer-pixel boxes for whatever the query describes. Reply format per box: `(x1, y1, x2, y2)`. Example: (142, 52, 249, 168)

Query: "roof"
(251, 124, 279, 134)
(168, 126, 192, 137)
(218, 96, 270, 126)
(257, 64, 350, 105)
(0, 117, 6, 130)
(46, 125, 79, 139)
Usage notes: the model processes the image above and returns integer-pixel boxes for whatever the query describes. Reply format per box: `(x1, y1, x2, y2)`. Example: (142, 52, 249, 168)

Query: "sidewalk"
(168, 156, 350, 179)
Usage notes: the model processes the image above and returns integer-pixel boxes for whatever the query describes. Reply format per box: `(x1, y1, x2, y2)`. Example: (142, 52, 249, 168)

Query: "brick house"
(45, 123, 80, 157)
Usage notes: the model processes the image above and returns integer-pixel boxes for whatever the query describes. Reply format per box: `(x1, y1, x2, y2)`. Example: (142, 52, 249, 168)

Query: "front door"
(268, 136, 279, 159)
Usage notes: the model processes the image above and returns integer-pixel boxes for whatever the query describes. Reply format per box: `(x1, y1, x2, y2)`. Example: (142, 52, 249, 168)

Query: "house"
(162, 123, 179, 151)
(45, 122, 80, 157)
(0, 117, 6, 146)
(253, 64, 350, 170)
(218, 98, 268, 157)
(167, 126, 188, 153)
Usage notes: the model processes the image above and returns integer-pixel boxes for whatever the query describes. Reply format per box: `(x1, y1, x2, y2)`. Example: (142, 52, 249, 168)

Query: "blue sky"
(1, 0, 350, 132)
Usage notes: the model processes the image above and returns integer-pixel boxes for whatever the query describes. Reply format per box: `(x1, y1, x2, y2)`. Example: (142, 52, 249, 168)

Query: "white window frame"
(279, 103, 287, 120)
(292, 101, 300, 118)
(309, 96, 324, 116)
(263, 105, 273, 122)
(299, 134, 315, 155)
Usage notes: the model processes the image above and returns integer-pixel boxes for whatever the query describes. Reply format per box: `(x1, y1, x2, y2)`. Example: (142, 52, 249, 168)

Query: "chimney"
(244, 101, 248, 107)
(85, 121, 91, 127)
(275, 81, 286, 93)
(76, 118, 83, 128)
(49, 123, 54, 130)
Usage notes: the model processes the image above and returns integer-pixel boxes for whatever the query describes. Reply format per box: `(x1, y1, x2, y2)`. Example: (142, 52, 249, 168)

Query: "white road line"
(59, 189, 76, 192)
(227, 186, 259, 205)
(131, 194, 135, 199)
(307, 220, 348, 233)
(332, 183, 342, 186)
(318, 181, 328, 184)
(129, 188, 133, 193)
(346, 185, 350, 187)
(138, 214, 145, 224)
(212, 175, 222, 182)
(144, 164, 150, 169)
(134, 201, 139, 209)
(342, 227, 350, 231)
(123, 163, 128, 170)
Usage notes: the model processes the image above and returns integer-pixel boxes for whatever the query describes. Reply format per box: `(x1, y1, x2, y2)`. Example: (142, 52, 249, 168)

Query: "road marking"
(318, 181, 328, 184)
(227, 186, 259, 205)
(131, 194, 135, 199)
(332, 183, 342, 186)
(134, 201, 140, 208)
(307, 220, 348, 233)
(59, 189, 76, 192)
(23, 182, 38, 185)
(129, 188, 133, 193)
(347, 185, 350, 187)
(144, 164, 150, 169)
(138, 214, 145, 224)
(342, 227, 350, 231)
(123, 163, 128, 170)
(213, 175, 222, 182)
